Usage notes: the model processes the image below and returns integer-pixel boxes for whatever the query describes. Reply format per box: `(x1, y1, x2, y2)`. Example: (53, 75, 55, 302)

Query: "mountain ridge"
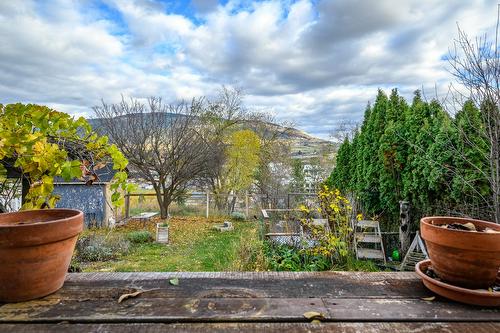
(86, 114, 333, 159)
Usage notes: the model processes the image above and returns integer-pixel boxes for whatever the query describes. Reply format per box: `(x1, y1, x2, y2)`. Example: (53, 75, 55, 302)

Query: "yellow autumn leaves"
(300, 185, 362, 264)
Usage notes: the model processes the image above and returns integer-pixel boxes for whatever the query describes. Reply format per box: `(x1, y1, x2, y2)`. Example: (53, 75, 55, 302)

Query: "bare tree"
(194, 87, 256, 212)
(446, 9, 500, 223)
(330, 120, 359, 146)
(93, 97, 218, 218)
(250, 113, 294, 207)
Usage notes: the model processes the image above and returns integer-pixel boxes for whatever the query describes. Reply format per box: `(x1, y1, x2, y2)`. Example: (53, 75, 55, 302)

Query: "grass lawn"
(75, 216, 381, 273)
(78, 217, 261, 272)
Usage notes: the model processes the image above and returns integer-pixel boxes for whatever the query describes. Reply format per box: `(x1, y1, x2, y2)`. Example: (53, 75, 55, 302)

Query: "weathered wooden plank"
(1, 297, 498, 323)
(1, 322, 499, 333)
(1, 272, 498, 327)
(355, 234, 382, 243)
(356, 248, 385, 260)
(52, 272, 430, 300)
(356, 220, 380, 228)
(323, 298, 500, 321)
(65, 271, 418, 281)
(0, 297, 327, 323)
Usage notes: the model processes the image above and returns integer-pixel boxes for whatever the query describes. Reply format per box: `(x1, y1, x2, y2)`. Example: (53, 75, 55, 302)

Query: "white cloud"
(0, 0, 496, 138)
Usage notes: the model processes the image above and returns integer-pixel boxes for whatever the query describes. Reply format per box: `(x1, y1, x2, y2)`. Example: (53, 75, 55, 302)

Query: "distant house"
(53, 166, 117, 228)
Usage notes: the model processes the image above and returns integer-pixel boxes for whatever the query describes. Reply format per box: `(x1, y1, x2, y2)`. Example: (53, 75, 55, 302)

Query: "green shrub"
(341, 256, 380, 272)
(263, 242, 379, 272)
(75, 232, 130, 262)
(264, 243, 332, 271)
(127, 230, 154, 244)
(230, 211, 246, 221)
(68, 258, 82, 272)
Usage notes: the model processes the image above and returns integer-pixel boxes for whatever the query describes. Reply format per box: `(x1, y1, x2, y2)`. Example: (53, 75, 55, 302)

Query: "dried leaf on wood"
(118, 290, 145, 303)
(169, 278, 179, 286)
(117, 288, 159, 303)
(303, 311, 325, 320)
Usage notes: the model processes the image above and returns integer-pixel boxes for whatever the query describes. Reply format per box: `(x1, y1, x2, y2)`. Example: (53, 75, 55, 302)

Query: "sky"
(0, 0, 497, 139)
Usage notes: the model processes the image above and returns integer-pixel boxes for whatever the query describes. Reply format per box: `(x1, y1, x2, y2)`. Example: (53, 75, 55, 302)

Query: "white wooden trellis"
(399, 231, 428, 271)
(354, 220, 387, 264)
(261, 210, 330, 248)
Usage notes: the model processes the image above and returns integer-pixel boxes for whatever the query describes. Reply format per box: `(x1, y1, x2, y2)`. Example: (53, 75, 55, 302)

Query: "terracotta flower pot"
(0, 209, 83, 302)
(421, 216, 500, 289)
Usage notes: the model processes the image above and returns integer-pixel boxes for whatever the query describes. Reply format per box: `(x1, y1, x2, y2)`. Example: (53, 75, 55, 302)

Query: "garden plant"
(0, 103, 130, 302)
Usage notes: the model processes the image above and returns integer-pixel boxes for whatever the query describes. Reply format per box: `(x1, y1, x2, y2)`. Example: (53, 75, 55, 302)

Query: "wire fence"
(123, 191, 319, 220)
(121, 192, 409, 259)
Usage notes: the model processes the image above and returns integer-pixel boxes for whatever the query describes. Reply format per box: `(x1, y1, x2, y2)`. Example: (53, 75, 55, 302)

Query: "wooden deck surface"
(0, 271, 499, 332)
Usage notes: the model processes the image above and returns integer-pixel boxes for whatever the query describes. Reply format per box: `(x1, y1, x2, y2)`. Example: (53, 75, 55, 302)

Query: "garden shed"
(53, 166, 116, 228)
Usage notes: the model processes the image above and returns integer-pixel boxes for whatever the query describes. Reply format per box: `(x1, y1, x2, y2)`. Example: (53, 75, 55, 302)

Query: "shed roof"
(53, 164, 118, 184)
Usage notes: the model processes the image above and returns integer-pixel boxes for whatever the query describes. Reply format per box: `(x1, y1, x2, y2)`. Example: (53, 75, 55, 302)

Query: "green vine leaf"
(0, 103, 130, 210)
(61, 160, 83, 180)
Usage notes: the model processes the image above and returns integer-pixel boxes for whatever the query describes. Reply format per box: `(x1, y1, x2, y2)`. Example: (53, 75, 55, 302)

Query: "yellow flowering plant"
(299, 185, 360, 265)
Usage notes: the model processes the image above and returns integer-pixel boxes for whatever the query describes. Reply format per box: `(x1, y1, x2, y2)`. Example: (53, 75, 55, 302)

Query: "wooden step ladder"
(399, 231, 429, 271)
(354, 220, 386, 264)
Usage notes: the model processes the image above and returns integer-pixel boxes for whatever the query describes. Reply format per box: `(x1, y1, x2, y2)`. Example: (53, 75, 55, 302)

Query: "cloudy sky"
(0, 1, 496, 138)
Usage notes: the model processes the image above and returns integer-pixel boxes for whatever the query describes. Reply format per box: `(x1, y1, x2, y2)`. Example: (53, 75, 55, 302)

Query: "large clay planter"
(0, 209, 83, 302)
(421, 216, 500, 289)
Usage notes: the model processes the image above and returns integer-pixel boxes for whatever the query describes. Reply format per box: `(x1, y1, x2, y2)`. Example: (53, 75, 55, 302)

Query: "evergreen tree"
(327, 89, 494, 229)
(450, 100, 491, 217)
(378, 89, 409, 225)
(290, 159, 306, 192)
(328, 137, 351, 190)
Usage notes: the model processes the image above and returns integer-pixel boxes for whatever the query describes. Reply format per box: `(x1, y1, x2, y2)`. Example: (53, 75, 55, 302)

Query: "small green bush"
(264, 243, 331, 271)
(341, 256, 380, 272)
(68, 258, 82, 272)
(75, 232, 130, 262)
(127, 230, 154, 244)
(263, 242, 381, 272)
(230, 211, 246, 221)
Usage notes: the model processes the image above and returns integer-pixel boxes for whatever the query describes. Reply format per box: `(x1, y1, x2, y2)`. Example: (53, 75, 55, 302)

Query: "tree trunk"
(212, 188, 228, 213)
(162, 190, 173, 220)
(229, 195, 237, 214)
(214, 193, 226, 213)
(151, 183, 168, 219)
(399, 201, 411, 254)
(21, 176, 30, 206)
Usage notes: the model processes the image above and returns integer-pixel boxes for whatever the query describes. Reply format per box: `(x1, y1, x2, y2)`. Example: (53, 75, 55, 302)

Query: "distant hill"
(241, 120, 334, 159)
(87, 114, 334, 160)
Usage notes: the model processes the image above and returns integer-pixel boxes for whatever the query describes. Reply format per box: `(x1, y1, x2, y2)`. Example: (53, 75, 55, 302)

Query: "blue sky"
(0, 0, 496, 138)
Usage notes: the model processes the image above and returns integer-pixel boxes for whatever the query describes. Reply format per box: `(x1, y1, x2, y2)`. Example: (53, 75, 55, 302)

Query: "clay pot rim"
(416, 259, 500, 298)
(421, 216, 500, 236)
(0, 208, 83, 228)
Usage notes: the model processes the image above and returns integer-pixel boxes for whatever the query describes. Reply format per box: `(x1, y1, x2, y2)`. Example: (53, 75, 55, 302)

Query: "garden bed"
(72, 217, 262, 272)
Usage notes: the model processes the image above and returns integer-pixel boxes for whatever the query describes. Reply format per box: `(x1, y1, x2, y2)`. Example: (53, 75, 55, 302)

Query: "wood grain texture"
(1, 297, 499, 323)
(1, 322, 499, 333)
(0, 271, 498, 332)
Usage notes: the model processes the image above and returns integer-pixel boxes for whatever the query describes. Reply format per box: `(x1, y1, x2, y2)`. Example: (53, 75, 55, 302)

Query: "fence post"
(125, 194, 130, 219)
(206, 191, 210, 218)
(245, 191, 249, 218)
